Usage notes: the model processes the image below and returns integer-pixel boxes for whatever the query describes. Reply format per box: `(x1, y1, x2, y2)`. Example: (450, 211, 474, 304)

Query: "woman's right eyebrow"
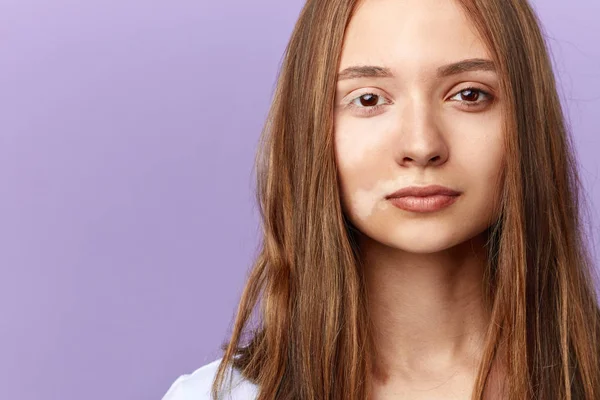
(337, 58, 496, 81)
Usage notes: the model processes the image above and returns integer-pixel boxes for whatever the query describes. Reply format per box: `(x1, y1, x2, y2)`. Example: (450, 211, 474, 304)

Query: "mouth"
(385, 185, 461, 213)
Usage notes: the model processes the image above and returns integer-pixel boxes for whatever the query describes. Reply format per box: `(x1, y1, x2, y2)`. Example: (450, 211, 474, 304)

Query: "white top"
(162, 358, 259, 400)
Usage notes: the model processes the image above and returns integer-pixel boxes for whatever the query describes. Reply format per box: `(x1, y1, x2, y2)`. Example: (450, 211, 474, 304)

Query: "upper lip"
(386, 185, 461, 198)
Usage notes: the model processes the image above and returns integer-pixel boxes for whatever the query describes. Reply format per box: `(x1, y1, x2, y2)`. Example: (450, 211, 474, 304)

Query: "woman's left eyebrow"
(337, 58, 496, 81)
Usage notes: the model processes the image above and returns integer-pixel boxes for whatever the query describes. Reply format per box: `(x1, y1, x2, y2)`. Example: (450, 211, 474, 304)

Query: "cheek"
(334, 118, 393, 217)
(346, 180, 399, 220)
(453, 132, 506, 218)
(465, 131, 505, 181)
(449, 110, 505, 183)
(334, 116, 393, 169)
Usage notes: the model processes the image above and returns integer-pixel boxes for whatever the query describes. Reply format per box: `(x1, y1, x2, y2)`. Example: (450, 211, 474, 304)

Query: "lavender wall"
(0, 1, 598, 399)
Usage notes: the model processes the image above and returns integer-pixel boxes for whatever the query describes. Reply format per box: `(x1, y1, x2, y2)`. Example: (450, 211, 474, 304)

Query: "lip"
(386, 185, 461, 213)
(386, 185, 461, 198)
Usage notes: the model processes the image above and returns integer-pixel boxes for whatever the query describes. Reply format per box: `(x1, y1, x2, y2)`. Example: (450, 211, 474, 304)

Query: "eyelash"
(344, 87, 495, 117)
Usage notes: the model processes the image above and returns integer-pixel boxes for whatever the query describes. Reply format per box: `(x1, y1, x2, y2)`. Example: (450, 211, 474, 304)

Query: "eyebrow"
(336, 58, 496, 81)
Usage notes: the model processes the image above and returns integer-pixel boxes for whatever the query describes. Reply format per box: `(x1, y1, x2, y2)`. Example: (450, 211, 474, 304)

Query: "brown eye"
(449, 87, 493, 108)
(347, 92, 390, 117)
(358, 93, 380, 107)
(459, 89, 480, 102)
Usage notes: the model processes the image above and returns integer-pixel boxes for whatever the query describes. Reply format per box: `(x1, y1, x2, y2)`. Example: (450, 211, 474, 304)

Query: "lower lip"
(388, 194, 460, 213)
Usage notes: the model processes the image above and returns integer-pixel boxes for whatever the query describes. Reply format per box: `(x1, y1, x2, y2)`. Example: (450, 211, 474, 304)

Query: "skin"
(333, 0, 506, 398)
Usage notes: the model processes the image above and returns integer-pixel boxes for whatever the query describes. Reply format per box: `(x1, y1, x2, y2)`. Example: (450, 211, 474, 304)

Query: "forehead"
(339, 0, 490, 77)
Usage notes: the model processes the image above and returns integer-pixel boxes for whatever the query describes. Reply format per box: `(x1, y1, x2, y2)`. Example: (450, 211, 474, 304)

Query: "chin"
(358, 217, 487, 255)
(381, 232, 466, 254)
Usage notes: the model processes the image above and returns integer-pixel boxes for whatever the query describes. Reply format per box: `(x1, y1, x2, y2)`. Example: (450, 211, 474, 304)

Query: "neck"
(360, 232, 492, 384)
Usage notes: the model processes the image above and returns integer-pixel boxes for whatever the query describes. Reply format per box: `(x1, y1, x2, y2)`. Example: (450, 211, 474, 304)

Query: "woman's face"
(334, 0, 505, 253)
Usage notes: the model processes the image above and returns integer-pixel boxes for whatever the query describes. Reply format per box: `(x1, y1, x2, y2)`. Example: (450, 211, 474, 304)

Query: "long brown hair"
(211, 0, 600, 398)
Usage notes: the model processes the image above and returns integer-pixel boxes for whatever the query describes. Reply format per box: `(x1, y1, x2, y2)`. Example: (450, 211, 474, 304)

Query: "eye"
(345, 92, 390, 117)
(448, 87, 494, 109)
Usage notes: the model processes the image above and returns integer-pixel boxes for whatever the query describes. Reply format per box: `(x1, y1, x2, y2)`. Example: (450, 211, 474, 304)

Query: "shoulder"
(161, 358, 259, 400)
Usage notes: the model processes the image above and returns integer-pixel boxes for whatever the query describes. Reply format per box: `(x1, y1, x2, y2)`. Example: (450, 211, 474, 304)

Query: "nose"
(393, 97, 449, 168)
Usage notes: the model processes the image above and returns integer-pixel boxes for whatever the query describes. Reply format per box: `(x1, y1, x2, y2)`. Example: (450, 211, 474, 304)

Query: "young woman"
(163, 0, 600, 398)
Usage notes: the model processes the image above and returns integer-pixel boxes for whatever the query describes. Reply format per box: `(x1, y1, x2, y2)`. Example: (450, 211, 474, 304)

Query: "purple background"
(0, 1, 598, 399)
